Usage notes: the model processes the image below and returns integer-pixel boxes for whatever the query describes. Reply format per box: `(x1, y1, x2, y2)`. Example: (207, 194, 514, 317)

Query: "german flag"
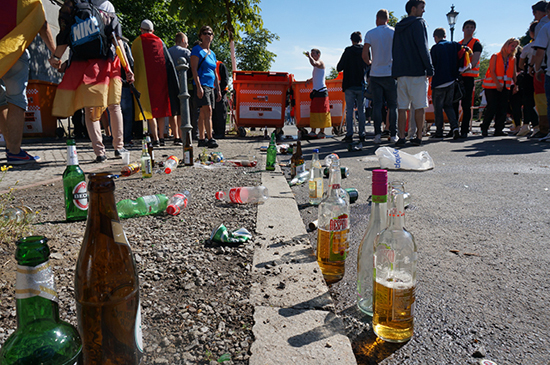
(0, 0, 45, 79)
(131, 33, 179, 121)
(310, 93, 332, 129)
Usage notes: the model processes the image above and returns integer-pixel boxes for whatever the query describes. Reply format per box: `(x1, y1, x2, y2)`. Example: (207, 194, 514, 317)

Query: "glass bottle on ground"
(357, 169, 388, 316)
(266, 132, 277, 171)
(141, 139, 152, 178)
(0, 236, 82, 365)
(372, 189, 417, 343)
(308, 148, 323, 205)
(183, 131, 193, 166)
(316, 154, 350, 284)
(76, 173, 143, 363)
(63, 139, 88, 221)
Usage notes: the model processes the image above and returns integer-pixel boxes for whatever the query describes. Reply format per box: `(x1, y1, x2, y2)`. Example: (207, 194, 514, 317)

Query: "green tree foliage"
(235, 28, 279, 71)
(388, 11, 398, 27)
(326, 67, 339, 80)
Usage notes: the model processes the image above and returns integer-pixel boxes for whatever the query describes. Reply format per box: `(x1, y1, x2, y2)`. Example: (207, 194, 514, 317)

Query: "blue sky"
(259, 0, 534, 81)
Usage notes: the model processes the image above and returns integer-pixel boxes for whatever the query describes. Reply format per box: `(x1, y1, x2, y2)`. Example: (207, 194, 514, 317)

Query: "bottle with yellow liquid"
(372, 188, 417, 343)
(316, 154, 349, 285)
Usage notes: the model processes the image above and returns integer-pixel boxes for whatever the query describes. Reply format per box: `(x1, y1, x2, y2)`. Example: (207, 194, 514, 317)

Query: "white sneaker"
(390, 136, 399, 143)
(528, 127, 540, 139)
(516, 125, 531, 137)
(374, 134, 382, 144)
(540, 132, 550, 142)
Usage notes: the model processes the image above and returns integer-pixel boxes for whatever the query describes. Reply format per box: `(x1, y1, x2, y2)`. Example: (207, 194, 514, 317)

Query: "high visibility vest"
(215, 61, 228, 91)
(482, 52, 515, 90)
(460, 37, 481, 78)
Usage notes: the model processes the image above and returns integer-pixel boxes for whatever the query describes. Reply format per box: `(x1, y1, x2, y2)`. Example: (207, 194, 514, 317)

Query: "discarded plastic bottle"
(309, 149, 324, 205)
(164, 155, 179, 174)
(357, 169, 388, 316)
(166, 191, 190, 215)
(266, 132, 277, 171)
(116, 194, 169, 219)
(227, 159, 258, 167)
(323, 166, 349, 179)
(215, 186, 269, 204)
(77, 173, 143, 363)
(121, 162, 141, 177)
(0, 236, 82, 365)
(63, 139, 88, 221)
(289, 170, 310, 186)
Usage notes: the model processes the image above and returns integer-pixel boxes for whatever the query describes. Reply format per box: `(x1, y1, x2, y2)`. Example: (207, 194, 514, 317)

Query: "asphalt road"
(287, 125, 550, 365)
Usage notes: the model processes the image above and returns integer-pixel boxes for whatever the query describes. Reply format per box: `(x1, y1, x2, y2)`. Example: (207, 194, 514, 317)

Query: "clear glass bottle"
(63, 139, 88, 221)
(76, 173, 143, 363)
(141, 139, 152, 178)
(372, 189, 417, 343)
(308, 148, 323, 205)
(0, 236, 82, 364)
(316, 154, 350, 284)
(357, 169, 388, 316)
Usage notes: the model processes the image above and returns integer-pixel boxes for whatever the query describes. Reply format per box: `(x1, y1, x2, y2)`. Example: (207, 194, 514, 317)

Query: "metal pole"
(176, 57, 193, 148)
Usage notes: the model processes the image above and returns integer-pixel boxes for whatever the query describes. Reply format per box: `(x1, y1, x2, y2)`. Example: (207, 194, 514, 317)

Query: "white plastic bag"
(375, 147, 434, 171)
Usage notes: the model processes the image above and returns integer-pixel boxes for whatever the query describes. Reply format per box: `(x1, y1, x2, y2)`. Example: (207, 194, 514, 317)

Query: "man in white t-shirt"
(363, 9, 398, 144)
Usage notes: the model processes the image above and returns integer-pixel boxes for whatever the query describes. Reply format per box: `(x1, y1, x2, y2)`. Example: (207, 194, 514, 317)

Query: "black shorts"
(196, 85, 215, 108)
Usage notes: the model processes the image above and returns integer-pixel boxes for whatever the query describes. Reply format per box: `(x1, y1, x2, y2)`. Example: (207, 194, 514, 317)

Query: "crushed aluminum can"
(210, 224, 252, 244)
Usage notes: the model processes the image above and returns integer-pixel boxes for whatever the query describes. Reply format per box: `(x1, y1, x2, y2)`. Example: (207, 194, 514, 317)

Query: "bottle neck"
(16, 260, 60, 327)
(387, 192, 406, 229)
(67, 145, 79, 166)
(328, 165, 342, 197)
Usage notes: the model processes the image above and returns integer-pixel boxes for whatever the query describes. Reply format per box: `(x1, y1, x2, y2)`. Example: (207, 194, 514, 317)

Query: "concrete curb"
(249, 164, 356, 364)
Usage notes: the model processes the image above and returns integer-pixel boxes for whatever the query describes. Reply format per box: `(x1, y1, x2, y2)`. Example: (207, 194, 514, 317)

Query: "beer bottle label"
(309, 181, 317, 198)
(143, 158, 152, 175)
(16, 261, 58, 302)
(72, 181, 88, 210)
(184, 150, 191, 165)
(296, 163, 305, 175)
(67, 145, 79, 165)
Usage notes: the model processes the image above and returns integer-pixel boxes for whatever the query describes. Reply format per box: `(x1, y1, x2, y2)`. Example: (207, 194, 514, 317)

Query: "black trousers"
(453, 76, 475, 134)
(481, 88, 510, 133)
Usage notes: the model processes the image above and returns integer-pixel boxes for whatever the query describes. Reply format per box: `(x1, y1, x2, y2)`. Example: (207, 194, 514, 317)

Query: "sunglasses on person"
(202, 32, 213, 36)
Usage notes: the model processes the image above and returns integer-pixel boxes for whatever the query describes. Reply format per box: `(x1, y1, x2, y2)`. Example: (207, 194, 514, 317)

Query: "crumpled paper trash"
(375, 147, 434, 171)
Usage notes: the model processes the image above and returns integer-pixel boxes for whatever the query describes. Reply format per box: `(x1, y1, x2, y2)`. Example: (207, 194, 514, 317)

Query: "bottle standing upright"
(266, 132, 277, 171)
(183, 131, 194, 166)
(63, 139, 88, 221)
(0, 236, 82, 364)
(141, 139, 152, 178)
(294, 141, 305, 175)
(145, 134, 155, 166)
(76, 173, 143, 364)
(316, 154, 350, 284)
(372, 188, 417, 343)
(308, 148, 323, 205)
(357, 169, 388, 316)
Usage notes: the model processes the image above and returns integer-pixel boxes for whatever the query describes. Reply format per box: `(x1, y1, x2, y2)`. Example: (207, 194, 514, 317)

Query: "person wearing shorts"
(1, 5, 56, 165)
(191, 25, 221, 149)
(391, 0, 434, 146)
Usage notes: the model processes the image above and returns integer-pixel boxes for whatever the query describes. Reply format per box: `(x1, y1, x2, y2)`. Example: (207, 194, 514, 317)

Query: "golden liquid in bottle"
(372, 275, 415, 343)
(316, 227, 349, 285)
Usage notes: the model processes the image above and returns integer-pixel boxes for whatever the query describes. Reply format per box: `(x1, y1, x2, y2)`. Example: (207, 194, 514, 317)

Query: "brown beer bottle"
(183, 131, 193, 166)
(75, 173, 143, 364)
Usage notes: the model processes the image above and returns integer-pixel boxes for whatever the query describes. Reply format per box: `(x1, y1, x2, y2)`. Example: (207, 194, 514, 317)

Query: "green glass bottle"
(0, 236, 82, 364)
(63, 139, 88, 221)
(266, 132, 277, 171)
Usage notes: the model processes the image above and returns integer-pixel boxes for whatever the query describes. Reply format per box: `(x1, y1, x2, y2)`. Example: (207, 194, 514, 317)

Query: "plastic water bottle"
(215, 186, 269, 204)
(166, 191, 190, 215)
(116, 194, 169, 219)
(164, 155, 179, 174)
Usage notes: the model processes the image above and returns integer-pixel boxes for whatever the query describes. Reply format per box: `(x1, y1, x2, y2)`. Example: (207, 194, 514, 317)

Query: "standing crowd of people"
(0, 0, 229, 165)
(321, 0, 550, 147)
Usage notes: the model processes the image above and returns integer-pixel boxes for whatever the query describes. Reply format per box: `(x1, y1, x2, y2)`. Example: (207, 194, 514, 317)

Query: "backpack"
(69, 0, 111, 59)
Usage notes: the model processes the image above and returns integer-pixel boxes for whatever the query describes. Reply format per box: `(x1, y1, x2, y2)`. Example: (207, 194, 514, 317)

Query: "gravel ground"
(0, 159, 262, 364)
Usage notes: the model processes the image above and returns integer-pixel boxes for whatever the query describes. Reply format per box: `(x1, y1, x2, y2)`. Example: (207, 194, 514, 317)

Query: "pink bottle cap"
(372, 169, 388, 196)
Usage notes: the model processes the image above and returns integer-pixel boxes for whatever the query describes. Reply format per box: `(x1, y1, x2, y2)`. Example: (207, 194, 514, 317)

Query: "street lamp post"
(446, 5, 459, 41)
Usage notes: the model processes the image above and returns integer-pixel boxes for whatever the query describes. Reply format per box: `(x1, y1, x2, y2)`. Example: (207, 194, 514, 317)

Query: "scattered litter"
(210, 224, 252, 244)
(375, 147, 434, 170)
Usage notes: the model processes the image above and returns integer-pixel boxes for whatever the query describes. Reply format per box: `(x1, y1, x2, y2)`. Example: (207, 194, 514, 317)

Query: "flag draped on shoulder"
(0, 0, 45, 79)
(132, 33, 179, 121)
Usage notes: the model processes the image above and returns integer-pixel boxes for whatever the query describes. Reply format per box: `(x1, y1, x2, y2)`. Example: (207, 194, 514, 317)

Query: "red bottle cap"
(215, 191, 225, 200)
(166, 204, 179, 215)
(165, 167, 172, 174)
(372, 169, 388, 196)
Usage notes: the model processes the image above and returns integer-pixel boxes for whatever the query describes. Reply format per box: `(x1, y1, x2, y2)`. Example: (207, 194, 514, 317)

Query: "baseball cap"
(141, 19, 154, 30)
